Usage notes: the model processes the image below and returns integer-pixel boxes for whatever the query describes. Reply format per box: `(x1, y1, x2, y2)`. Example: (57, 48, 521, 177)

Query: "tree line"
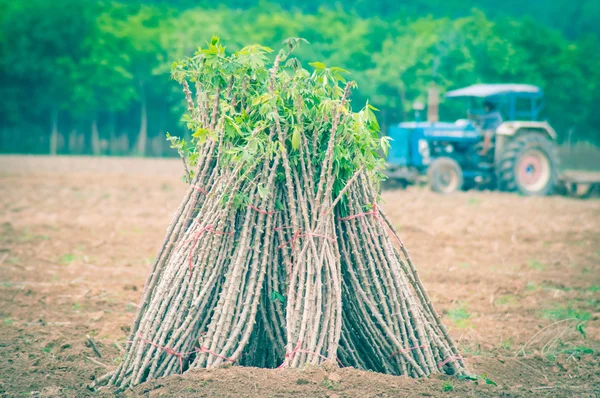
(1, 0, 599, 156)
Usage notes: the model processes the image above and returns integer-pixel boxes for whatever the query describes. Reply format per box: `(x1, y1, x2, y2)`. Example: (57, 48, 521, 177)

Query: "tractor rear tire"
(428, 157, 463, 194)
(497, 133, 559, 196)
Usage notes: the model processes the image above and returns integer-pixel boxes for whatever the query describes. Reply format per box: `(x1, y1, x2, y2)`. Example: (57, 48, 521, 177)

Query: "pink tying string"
(278, 230, 335, 250)
(184, 225, 234, 280)
(249, 204, 276, 215)
(278, 230, 301, 250)
(130, 333, 236, 373)
(195, 346, 236, 363)
(277, 340, 303, 369)
(437, 355, 463, 368)
(338, 203, 379, 221)
(389, 344, 428, 358)
(274, 226, 293, 231)
(341, 203, 404, 249)
(131, 333, 191, 373)
(191, 185, 208, 194)
(278, 340, 343, 368)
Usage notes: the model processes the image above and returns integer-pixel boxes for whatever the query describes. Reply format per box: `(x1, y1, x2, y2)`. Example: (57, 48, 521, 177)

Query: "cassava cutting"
(97, 37, 465, 390)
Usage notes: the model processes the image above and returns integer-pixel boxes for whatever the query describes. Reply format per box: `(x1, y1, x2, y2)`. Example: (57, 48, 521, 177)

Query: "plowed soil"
(0, 155, 598, 397)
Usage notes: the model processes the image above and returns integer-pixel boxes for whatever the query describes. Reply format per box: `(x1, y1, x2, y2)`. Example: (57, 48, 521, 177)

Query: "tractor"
(385, 84, 561, 195)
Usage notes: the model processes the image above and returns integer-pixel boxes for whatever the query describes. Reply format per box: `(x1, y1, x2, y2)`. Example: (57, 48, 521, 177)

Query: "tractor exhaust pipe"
(427, 86, 439, 122)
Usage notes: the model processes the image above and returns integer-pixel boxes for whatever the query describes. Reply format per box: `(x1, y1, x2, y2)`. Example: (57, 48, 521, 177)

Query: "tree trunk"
(109, 112, 116, 155)
(91, 116, 100, 156)
(136, 82, 147, 156)
(68, 128, 77, 154)
(50, 108, 58, 155)
(398, 87, 407, 122)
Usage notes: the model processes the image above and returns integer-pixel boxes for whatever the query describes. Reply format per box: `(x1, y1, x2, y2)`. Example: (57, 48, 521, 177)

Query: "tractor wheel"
(428, 157, 463, 194)
(497, 133, 559, 196)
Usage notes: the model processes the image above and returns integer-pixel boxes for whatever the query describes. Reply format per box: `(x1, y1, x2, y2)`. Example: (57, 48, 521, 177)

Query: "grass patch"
(321, 379, 340, 390)
(527, 260, 546, 271)
(446, 305, 472, 328)
(541, 306, 591, 322)
(525, 281, 537, 291)
(564, 346, 594, 359)
(494, 295, 517, 306)
(59, 253, 77, 265)
(499, 337, 513, 350)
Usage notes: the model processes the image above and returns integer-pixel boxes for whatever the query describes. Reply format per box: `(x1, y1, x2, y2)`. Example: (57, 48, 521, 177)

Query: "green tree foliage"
(0, 1, 599, 155)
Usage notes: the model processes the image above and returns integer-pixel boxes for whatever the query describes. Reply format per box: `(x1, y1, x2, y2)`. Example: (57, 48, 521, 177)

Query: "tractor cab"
(386, 84, 560, 195)
(446, 83, 544, 122)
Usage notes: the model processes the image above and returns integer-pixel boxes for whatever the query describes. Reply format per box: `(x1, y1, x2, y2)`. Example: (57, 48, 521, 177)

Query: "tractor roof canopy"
(445, 84, 543, 99)
(445, 84, 544, 121)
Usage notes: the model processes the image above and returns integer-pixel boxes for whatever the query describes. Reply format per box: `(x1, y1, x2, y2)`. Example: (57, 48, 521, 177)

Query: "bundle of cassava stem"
(96, 37, 465, 390)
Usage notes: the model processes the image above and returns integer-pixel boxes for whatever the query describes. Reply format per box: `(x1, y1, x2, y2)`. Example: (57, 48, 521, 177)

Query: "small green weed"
(458, 374, 497, 386)
(494, 295, 517, 306)
(59, 254, 77, 265)
(528, 260, 546, 271)
(321, 378, 339, 390)
(42, 343, 54, 353)
(541, 307, 591, 322)
(499, 337, 513, 350)
(446, 305, 471, 328)
(3, 318, 13, 325)
(442, 381, 453, 391)
(525, 281, 537, 291)
(576, 322, 587, 338)
(8, 257, 21, 264)
(564, 346, 594, 359)
(467, 197, 481, 205)
(461, 344, 482, 356)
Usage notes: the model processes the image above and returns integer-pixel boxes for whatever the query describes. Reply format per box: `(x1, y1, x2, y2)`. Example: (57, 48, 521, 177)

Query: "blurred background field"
(1, 0, 600, 166)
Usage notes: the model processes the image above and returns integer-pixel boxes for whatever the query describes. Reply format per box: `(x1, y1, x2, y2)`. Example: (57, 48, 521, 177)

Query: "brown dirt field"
(0, 155, 599, 397)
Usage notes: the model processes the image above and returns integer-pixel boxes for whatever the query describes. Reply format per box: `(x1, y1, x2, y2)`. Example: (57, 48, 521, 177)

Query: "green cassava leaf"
(270, 291, 286, 304)
(291, 127, 301, 150)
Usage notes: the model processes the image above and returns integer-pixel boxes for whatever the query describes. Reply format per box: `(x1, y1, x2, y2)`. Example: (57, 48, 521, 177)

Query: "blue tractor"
(385, 84, 560, 195)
